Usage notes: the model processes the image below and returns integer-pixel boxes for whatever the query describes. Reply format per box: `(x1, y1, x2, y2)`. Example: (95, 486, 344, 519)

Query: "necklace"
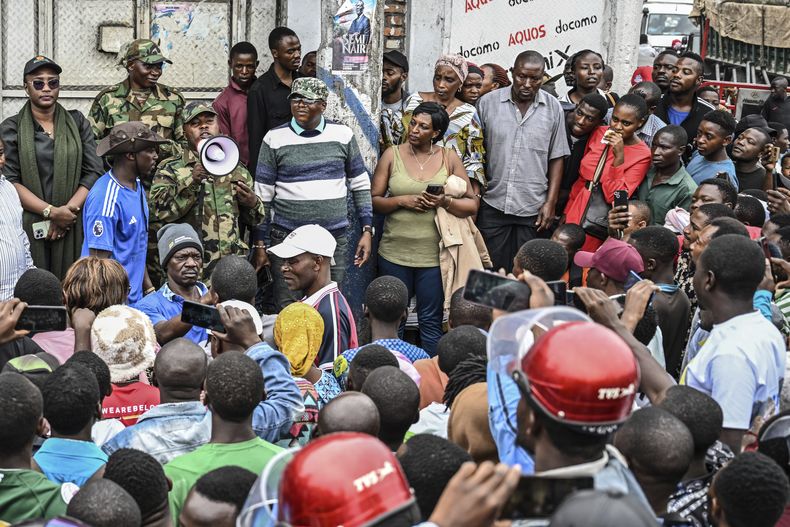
(409, 144, 436, 171)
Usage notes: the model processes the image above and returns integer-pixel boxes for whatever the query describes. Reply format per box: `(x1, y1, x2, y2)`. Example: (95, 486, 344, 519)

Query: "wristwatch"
(42, 205, 53, 218)
(362, 225, 375, 236)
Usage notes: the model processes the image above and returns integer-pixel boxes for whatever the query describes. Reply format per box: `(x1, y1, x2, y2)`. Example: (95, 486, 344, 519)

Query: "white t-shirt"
(682, 311, 786, 430)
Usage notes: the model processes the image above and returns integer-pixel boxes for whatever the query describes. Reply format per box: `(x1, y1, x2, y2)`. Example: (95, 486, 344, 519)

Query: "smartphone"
(425, 184, 444, 195)
(623, 270, 643, 292)
(613, 189, 629, 210)
(566, 290, 589, 312)
(546, 280, 567, 306)
(766, 144, 781, 165)
(32, 220, 51, 240)
(463, 269, 531, 312)
(181, 300, 225, 332)
(15, 306, 67, 332)
(257, 265, 273, 289)
(501, 475, 594, 520)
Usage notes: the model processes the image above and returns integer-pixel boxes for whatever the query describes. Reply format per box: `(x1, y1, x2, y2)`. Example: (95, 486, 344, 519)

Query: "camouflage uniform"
(88, 39, 186, 167)
(147, 104, 265, 286)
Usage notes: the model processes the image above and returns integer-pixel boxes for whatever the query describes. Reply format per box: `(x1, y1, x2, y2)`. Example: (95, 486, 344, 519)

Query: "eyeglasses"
(30, 79, 60, 91)
(291, 97, 320, 106)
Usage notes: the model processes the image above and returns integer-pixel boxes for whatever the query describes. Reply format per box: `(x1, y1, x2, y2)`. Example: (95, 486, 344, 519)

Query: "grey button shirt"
(478, 87, 569, 217)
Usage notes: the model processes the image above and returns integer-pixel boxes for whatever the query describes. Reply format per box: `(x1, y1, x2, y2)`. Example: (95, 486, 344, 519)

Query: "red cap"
(518, 321, 639, 434)
(573, 238, 644, 283)
(278, 433, 416, 527)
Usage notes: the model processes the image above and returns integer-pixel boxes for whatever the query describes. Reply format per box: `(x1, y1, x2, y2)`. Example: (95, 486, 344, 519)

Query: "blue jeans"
(378, 257, 444, 356)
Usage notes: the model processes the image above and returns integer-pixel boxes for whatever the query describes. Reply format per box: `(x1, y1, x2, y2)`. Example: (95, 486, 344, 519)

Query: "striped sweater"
(254, 119, 372, 239)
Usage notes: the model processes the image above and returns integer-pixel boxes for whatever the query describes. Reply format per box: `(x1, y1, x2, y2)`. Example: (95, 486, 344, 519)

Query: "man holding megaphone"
(148, 102, 265, 285)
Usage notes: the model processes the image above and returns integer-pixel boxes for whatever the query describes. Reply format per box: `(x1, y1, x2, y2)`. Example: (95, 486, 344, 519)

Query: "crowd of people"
(3, 22, 790, 527)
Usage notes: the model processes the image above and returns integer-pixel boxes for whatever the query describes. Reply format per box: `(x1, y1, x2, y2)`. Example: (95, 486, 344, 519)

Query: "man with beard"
(89, 39, 185, 167)
(81, 122, 167, 304)
(148, 103, 265, 283)
(247, 27, 302, 174)
(732, 127, 774, 191)
(654, 52, 715, 162)
(761, 76, 790, 131)
(380, 50, 409, 151)
(213, 42, 259, 168)
(652, 49, 679, 94)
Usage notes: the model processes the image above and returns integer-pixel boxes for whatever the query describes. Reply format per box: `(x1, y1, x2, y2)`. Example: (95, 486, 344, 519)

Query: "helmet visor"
(237, 448, 297, 527)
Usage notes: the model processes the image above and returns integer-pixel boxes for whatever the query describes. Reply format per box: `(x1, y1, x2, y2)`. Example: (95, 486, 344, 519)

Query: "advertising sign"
(332, 0, 377, 73)
(449, 0, 607, 81)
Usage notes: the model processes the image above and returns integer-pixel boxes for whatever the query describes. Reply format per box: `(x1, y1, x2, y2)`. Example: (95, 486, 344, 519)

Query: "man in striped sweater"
(253, 77, 373, 310)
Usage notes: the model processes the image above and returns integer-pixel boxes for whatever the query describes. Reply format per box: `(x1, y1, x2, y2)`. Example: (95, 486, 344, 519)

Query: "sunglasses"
(291, 97, 320, 106)
(30, 79, 60, 91)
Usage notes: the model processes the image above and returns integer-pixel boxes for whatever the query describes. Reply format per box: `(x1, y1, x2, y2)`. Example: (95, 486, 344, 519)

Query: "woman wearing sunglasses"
(0, 56, 104, 279)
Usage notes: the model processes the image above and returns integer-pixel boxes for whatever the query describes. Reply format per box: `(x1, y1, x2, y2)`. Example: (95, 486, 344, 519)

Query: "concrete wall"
(406, 0, 643, 96)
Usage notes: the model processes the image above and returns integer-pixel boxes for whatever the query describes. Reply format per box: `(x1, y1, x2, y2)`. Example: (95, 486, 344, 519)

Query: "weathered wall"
(407, 0, 643, 96)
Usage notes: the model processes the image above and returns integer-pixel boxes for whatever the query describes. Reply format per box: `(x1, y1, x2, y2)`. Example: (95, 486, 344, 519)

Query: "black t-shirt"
(653, 287, 691, 379)
(761, 97, 790, 131)
(737, 165, 767, 191)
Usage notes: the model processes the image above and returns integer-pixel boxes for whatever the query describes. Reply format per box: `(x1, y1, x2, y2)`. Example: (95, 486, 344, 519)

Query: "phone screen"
(181, 300, 225, 332)
(502, 476, 594, 520)
(15, 306, 68, 332)
(463, 269, 531, 312)
(546, 280, 567, 306)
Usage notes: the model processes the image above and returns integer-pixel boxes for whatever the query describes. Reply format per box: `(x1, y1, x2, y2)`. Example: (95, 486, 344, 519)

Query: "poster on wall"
(332, 0, 376, 73)
(450, 0, 607, 92)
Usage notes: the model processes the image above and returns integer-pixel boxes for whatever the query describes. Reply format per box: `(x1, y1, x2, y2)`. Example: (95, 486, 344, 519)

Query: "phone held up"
(425, 184, 444, 195)
(181, 300, 225, 333)
(463, 269, 531, 312)
(502, 475, 594, 520)
(15, 306, 68, 332)
(612, 189, 628, 210)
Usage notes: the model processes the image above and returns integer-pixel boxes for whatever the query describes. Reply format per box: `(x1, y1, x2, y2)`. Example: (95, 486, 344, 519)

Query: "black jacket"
(654, 93, 715, 162)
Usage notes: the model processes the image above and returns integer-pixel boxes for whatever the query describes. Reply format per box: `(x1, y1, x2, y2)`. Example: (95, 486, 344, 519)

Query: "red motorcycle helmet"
(516, 320, 639, 434)
(277, 432, 418, 527)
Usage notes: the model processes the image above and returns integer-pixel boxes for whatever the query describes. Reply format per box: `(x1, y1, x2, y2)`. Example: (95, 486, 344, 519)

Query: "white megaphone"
(197, 135, 240, 177)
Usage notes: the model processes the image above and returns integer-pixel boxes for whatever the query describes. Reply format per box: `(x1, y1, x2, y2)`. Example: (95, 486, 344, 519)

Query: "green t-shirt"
(165, 438, 283, 524)
(0, 469, 71, 523)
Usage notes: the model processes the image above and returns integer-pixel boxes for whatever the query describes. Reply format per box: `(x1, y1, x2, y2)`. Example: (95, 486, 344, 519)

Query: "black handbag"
(580, 144, 612, 240)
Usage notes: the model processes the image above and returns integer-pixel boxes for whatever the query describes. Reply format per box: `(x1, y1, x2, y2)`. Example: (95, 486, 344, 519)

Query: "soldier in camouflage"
(88, 39, 186, 177)
(147, 102, 266, 286)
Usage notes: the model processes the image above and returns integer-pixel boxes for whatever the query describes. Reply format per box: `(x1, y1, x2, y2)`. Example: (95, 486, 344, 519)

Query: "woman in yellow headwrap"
(275, 302, 341, 406)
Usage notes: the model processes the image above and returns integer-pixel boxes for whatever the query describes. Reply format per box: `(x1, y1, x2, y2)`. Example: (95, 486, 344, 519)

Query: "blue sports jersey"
(81, 171, 148, 304)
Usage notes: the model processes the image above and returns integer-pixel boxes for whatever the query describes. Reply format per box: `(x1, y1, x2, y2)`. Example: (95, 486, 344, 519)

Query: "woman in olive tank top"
(371, 102, 479, 354)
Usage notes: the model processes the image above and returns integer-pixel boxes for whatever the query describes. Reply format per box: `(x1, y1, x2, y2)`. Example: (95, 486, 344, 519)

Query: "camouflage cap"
(123, 39, 172, 65)
(183, 101, 218, 124)
(288, 77, 329, 101)
(96, 121, 169, 157)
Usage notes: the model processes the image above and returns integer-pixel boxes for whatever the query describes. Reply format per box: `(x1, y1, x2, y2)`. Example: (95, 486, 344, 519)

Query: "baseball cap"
(183, 101, 218, 124)
(123, 39, 172, 65)
(550, 489, 658, 526)
(95, 121, 168, 157)
(573, 238, 644, 283)
(217, 300, 263, 336)
(383, 50, 409, 72)
(288, 77, 329, 101)
(267, 224, 337, 265)
(23, 55, 62, 80)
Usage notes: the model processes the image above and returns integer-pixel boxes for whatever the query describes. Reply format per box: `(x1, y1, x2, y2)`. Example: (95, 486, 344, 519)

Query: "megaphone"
(198, 135, 240, 177)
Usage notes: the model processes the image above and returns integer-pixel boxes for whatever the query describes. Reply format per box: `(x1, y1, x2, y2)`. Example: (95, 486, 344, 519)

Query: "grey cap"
(157, 223, 203, 268)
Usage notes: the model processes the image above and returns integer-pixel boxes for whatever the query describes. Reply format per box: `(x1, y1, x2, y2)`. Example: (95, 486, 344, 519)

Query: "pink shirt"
(32, 328, 75, 364)
(213, 78, 252, 167)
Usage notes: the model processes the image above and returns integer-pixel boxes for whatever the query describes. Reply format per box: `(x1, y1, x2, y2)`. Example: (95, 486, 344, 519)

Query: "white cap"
(267, 224, 337, 265)
(217, 300, 263, 336)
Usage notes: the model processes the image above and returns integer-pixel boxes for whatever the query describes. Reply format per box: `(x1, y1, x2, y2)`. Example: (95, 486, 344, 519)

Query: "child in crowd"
(687, 109, 738, 188)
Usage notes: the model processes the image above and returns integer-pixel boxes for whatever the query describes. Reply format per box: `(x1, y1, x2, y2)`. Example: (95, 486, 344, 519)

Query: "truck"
(691, 0, 790, 83)
(641, 0, 701, 53)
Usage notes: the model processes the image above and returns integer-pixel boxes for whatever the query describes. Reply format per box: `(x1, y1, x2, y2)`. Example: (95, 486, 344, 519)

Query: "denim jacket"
(246, 342, 305, 443)
(101, 401, 211, 465)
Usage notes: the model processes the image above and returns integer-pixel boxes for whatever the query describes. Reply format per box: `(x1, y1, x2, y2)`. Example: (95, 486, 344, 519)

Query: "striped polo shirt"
(254, 117, 372, 238)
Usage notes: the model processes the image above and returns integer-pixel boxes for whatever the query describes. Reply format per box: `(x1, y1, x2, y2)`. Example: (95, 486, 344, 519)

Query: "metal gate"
(0, 0, 280, 119)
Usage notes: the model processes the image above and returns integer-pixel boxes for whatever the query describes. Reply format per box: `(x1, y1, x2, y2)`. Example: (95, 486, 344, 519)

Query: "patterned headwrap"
(274, 303, 325, 377)
(435, 54, 468, 83)
(482, 63, 512, 87)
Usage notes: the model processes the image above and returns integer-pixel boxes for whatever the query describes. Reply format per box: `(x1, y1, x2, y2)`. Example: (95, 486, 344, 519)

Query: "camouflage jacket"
(148, 148, 265, 273)
(88, 78, 186, 159)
